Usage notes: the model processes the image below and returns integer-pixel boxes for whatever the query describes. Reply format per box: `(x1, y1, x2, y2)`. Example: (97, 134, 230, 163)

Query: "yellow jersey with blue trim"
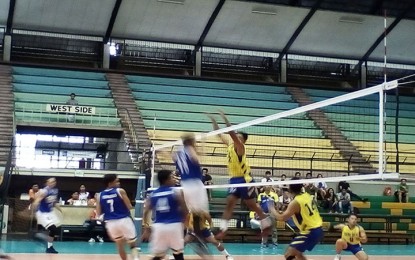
(292, 192, 323, 233)
(227, 144, 252, 182)
(341, 225, 361, 245)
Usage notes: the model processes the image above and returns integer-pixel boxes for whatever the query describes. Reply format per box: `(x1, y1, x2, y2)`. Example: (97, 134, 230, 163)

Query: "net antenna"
(151, 80, 399, 188)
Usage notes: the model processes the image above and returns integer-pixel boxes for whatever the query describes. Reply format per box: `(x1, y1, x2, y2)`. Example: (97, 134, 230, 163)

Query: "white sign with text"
(46, 104, 96, 115)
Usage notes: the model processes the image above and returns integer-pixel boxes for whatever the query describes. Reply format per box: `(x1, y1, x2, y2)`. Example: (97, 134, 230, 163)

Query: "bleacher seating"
(12, 67, 120, 127)
(127, 75, 346, 172)
(304, 88, 415, 174)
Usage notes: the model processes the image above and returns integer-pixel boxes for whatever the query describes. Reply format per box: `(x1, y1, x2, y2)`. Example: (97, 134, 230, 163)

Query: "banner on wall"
(46, 104, 96, 115)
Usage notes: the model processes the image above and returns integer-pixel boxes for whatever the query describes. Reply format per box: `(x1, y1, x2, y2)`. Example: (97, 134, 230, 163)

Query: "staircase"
(287, 86, 376, 174)
(0, 65, 14, 166)
(106, 73, 153, 169)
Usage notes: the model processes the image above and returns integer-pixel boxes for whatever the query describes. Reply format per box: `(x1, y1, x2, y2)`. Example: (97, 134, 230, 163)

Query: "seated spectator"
(260, 171, 278, 193)
(396, 179, 409, 203)
(66, 93, 78, 122)
(294, 172, 301, 178)
(202, 168, 213, 201)
(323, 188, 338, 213)
(314, 174, 328, 200)
(88, 193, 98, 206)
(67, 192, 83, 206)
(85, 207, 105, 243)
(279, 174, 289, 194)
(28, 184, 39, 210)
(338, 179, 368, 202)
(277, 190, 292, 212)
(79, 185, 89, 205)
(337, 189, 352, 214)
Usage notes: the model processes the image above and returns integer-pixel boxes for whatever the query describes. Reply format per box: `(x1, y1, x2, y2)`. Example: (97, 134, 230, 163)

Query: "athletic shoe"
(334, 255, 341, 260)
(46, 246, 58, 254)
(271, 242, 278, 247)
(97, 236, 104, 243)
(226, 255, 234, 260)
(260, 243, 268, 248)
(88, 238, 95, 243)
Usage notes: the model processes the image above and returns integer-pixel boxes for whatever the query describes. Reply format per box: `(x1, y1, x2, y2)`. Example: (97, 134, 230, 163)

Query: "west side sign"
(46, 104, 96, 115)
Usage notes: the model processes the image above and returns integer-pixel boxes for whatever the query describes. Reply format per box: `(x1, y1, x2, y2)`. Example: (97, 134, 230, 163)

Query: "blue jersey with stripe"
(175, 147, 202, 181)
(150, 186, 182, 224)
(38, 187, 58, 213)
(99, 188, 130, 220)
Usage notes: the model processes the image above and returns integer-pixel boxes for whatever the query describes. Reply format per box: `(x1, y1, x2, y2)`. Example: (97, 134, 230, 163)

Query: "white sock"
(220, 219, 229, 232)
(47, 242, 53, 248)
(220, 249, 229, 256)
(131, 247, 139, 258)
(336, 253, 341, 257)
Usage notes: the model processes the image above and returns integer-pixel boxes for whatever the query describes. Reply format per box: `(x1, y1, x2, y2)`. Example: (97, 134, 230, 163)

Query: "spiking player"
(97, 174, 140, 260)
(333, 213, 368, 260)
(143, 170, 188, 260)
(32, 177, 61, 254)
(208, 111, 271, 239)
(268, 177, 323, 260)
(173, 133, 210, 216)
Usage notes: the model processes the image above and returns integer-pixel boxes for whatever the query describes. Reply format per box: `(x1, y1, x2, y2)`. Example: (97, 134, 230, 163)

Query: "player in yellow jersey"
(333, 213, 368, 260)
(208, 111, 271, 239)
(185, 212, 233, 260)
(268, 177, 323, 260)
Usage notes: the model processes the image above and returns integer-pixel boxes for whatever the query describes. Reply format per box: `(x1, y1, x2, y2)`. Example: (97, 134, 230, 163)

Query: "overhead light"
(251, 6, 277, 15)
(157, 0, 185, 4)
(339, 16, 364, 24)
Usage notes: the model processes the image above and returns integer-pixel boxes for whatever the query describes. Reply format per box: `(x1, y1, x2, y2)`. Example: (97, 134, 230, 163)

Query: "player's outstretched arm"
(268, 199, 300, 222)
(206, 113, 229, 146)
(218, 110, 245, 156)
(333, 224, 346, 230)
(359, 226, 368, 243)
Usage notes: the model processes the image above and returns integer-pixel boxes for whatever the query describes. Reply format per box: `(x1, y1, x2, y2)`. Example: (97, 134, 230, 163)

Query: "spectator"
(260, 171, 278, 193)
(337, 189, 352, 214)
(397, 179, 409, 203)
(323, 188, 338, 213)
(66, 93, 78, 122)
(172, 170, 181, 187)
(202, 168, 213, 201)
(88, 193, 98, 206)
(79, 158, 86, 169)
(85, 194, 105, 243)
(338, 179, 368, 202)
(277, 190, 292, 212)
(304, 173, 317, 200)
(66, 93, 79, 105)
(79, 185, 89, 205)
(67, 192, 82, 206)
(279, 174, 289, 194)
(294, 172, 301, 178)
(314, 174, 328, 200)
(28, 183, 39, 213)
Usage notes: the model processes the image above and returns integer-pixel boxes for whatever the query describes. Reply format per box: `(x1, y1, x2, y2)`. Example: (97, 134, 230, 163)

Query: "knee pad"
(286, 256, 295, 260)
(47, 225, 58, 237)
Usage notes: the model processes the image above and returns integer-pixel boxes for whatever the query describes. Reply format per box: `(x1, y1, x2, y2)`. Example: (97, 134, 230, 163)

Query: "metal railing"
(117, 108, 141, 167)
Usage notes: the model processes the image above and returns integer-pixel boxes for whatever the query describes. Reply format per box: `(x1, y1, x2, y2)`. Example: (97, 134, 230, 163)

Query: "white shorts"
(36, 210, 61, 228)
(105, 217, 137, 242)
(181, 179, 209, 213)
(150, 222, 184, 255)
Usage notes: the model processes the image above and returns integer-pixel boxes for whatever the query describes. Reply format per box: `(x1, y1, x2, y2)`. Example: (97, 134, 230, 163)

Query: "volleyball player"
(333, 213, 368, 260)
(185, 212, 233, 260)
(208, 111, 271, 239)
(267, 177, 323, 260)
(97, 174, 139, 260)
(143, 170, 188, 260)
(32, 177, 61, 254)
(173, 133, 209, 215)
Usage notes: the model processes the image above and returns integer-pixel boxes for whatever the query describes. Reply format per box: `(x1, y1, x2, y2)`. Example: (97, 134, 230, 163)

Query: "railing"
(14, 103, 120, 127)
(117, 108, 141, 168)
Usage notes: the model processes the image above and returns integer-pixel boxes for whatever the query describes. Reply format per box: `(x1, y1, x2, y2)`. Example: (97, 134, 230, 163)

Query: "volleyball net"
(148, 80, 402, 188)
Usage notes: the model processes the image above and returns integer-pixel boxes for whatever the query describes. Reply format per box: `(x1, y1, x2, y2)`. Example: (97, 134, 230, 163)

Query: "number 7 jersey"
(292, 192, 323, 233)
(99, 188, 131, 220)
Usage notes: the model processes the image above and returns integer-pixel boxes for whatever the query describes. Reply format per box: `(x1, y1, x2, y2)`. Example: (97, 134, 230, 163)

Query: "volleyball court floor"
(1, 241, 413, 259)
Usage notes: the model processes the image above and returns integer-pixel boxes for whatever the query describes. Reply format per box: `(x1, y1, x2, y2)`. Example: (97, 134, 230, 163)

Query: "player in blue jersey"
(32, 177, 61, 254)
(143, 170, 188, 260)
(173, 133, 209, 214)
(96, 174, 139, 260)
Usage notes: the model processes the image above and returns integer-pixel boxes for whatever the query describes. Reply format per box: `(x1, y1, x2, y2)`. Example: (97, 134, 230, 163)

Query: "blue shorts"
(345, 243, 363, 255)
(228, 177, 257, 200)
(200, 228, 213, 239)
(290, 227, 324, 252)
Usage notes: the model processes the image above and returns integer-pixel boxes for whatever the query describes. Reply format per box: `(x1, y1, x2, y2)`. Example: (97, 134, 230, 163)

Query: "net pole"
(150, 115, 157, 187)
(379, 10, 387, 178)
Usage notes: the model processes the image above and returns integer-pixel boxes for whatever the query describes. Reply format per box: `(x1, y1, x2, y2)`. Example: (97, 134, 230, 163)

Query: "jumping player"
(96, 174, 139, 260)
(208, 111, 271, 239)
(173, 133, 209, 215)
(333, 213, 368, 260)
(185, 212, 234, 260)
(32, 177, 61, 254)
(143, 170, 188, 260)
(267, 177, 323, 260)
